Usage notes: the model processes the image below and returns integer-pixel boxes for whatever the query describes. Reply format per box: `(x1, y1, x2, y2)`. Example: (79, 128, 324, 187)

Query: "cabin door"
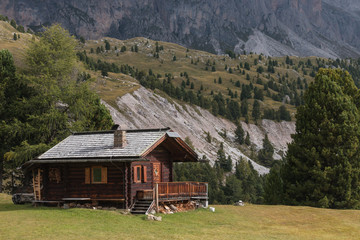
(152, 162, 161, 183)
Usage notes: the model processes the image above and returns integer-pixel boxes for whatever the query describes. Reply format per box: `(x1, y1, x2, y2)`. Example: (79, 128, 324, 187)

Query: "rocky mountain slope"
(1, 0, 360, 58)
(104, 86, 296, 175)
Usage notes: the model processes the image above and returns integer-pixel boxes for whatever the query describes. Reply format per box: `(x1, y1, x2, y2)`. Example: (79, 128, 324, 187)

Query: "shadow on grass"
(0, 202, 63, 212)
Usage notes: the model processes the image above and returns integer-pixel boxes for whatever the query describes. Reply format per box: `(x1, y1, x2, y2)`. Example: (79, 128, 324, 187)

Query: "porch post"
(205, 183, 209, 208)
(155, 183, 159, 213)
(125, 163, 129, 209)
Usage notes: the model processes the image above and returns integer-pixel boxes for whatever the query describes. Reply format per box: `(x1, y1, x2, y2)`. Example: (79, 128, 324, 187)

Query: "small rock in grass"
(147, 214, 162, 221)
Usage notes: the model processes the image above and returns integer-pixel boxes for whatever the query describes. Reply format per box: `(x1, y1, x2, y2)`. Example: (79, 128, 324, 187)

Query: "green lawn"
(1, 194, 359, 240)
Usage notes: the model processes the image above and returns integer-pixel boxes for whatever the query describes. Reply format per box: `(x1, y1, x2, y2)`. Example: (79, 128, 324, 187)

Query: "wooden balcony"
(157, 182, 208, 201)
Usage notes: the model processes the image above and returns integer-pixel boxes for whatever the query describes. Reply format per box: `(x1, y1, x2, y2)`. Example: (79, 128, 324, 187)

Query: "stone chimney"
(114, 129, 127, 148)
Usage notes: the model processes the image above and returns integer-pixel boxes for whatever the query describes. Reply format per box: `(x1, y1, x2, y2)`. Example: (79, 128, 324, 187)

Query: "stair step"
(131, 199, 154, 215)
(131, 210, 147, 214)
(135, 203, 151, 207)
(133, 207, 149, 210)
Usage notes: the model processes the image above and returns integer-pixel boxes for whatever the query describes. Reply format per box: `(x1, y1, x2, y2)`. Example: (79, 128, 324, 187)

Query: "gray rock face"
(1, 0, 359, 58)
(102, 87, 297, 175)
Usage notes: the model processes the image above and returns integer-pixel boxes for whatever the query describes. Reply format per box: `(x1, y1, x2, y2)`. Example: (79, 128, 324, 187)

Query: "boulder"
(234, 200, 245, 206)
(154, 215, 162, 221)
(147, 214, 162, 221)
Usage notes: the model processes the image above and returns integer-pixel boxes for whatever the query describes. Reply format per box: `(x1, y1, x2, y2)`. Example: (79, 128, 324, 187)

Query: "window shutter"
(101, 167, 107, 184)
(133, 166, 137, 183)
(85, 167, 90, 184)
(143, 166, 147, 183)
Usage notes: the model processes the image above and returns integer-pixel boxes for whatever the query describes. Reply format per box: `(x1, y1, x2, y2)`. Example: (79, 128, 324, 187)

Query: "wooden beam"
(156, 183, 159, 213)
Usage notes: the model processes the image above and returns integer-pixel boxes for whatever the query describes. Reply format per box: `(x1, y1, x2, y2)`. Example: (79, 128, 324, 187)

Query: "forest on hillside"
(1, 17, 360, 208)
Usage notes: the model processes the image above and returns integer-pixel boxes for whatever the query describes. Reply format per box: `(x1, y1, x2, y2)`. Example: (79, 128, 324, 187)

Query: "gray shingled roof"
(37, 128, 170, 160)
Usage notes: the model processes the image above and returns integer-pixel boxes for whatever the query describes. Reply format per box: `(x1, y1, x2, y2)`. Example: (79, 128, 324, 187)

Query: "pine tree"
(104, 40, 110, 51)
(79, 36, 85, 44)
(10, 19, 16, 29)
(245, 132, 251, 145)
(278, 105, 291, 121)
(240, 99, 248, 116)
(252, 100, 261, 121)
(235, 124, 245, 145)
(264, 162, 283, 204)
(257, 134, 274, 167)
(282, 69, 360, 208)
(13, 33, 17, 40)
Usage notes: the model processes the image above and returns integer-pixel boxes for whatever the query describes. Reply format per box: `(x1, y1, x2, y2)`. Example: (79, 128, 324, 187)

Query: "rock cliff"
(1, 0, 360, 58)
(104, 87, 296, 175)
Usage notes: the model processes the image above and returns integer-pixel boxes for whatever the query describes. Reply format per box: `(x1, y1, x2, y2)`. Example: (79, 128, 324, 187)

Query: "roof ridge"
(73, 127, 171, 135)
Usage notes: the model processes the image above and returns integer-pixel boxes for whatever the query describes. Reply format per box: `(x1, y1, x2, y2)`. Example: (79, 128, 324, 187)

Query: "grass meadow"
(1, 194, 359, 240)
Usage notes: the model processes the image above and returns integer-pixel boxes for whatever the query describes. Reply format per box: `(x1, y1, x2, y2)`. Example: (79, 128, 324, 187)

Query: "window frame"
(134, 166, 142, 183)
(85, 166, 107, 184)
(133, 165, 147, 183)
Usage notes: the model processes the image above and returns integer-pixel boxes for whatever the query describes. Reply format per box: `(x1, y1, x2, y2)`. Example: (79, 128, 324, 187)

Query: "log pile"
(158, 201, 196, 214)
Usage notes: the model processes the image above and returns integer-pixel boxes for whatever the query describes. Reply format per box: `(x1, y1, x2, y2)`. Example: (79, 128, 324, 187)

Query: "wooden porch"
(136, 181, 208, 202)
(133, 181, 208, 214)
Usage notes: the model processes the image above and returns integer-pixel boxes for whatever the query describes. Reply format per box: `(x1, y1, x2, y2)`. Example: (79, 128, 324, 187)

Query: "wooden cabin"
(23, 127, 208, 214)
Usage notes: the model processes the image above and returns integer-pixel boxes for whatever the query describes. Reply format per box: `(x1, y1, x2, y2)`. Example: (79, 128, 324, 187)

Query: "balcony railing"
(156, 182, 208, 200)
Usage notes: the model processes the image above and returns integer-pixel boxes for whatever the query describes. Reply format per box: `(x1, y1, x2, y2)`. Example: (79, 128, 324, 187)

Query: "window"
(133, 165, 147, 183)
(48, 168, 61, 183)
(85, 166, 107, 184)
(93, 167, 102, 183)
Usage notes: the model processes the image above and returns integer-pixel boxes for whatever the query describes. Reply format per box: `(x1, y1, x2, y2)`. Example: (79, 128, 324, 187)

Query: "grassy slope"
(1, 194, 359, 240)
(79, 37, 318, 117)
(0, 21, 33, 68)
(1, 20, 318, 118)
(0, 22, 140, 108)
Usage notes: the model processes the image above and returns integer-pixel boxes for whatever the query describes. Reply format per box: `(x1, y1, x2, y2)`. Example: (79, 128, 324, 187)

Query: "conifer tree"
(235, 124, 245, 145)
(264, 162, 283, 204)
(252, 100, 261, 121)
(282, 69, 360, 208)
(105, 40, 110, 50)
(257, 134, 274, 167)
(245, 132, 251, 145)
(0, 26, 113, 192)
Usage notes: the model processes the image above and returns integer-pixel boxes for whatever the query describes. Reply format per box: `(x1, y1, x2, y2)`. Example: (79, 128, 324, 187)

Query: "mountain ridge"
(1, 0, 360, 58)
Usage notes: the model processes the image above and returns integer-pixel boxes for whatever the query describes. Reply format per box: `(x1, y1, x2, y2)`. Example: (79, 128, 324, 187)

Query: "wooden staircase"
(130, 199, 154, 214)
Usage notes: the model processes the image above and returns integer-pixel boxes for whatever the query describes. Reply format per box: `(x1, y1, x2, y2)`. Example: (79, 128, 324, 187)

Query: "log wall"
(43, 163, 125, 201)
